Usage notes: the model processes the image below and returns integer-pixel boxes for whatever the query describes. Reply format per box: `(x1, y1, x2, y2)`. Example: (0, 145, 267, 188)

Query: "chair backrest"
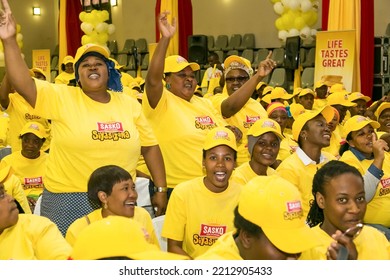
(226, 50, 239, 57)
(268, 68, 287, 88)
(116, 53, 128, 68)
(238, 33, 255, 50)
(152, 215, 167, 251)
(135, 38, 148, 53)
(302, 47, 316, 68)
(241, 49, 254, 64)
(225, 34, 242, 51)
(108, 40, 118, 54)
(252, 48, 269, 68)
(33, 195, 42, 215)
(51, 55, 59, 71)
(214, 50, 225, 63)
(271, 47, 285, 67)
(141, 53, 149, 70)
(125, 55, 136, 71)
(207, 35, 215, 50)
(214, 35, 229, 51)
(301, 67, 315, 88)
(119, 39, 135, 54)
(135, 177, 154, 217)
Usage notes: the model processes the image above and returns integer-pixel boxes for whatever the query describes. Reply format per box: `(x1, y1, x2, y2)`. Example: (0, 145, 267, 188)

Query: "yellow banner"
(315, 30, 356, 92)
(32, 49, 51, 82)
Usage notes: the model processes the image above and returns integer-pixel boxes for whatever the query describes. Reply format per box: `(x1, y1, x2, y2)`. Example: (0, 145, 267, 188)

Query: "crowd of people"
(0, 0, 390, 260)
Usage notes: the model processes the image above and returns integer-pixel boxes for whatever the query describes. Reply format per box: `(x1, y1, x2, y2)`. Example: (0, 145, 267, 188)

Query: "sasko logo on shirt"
(92, 122, 131, 141)
(243, 115, 261, 128)
(23, 176, 44, 190)
(193, 224, 227, 247)
(195, 116, 217, 130)
(379, 177, 390, 196)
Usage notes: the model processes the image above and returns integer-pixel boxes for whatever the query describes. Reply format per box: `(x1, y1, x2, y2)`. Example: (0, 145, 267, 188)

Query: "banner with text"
(32, 49, 51, 82)
(315, 30, 356, 92)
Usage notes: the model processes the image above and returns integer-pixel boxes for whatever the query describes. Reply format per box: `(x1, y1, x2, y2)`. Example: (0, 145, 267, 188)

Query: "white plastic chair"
(152, 215, 167, 251)
(33, 195, 42, 215)
(135, 177, 154, 218)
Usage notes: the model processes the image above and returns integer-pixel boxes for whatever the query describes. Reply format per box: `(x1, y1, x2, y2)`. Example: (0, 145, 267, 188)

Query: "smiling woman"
(0, 0, 167, 236)
(65, 165, 160, 248)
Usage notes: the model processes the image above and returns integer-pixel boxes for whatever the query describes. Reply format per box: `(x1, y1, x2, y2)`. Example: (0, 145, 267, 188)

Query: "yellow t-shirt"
(231, 161, 276, 186)
(277, 134, 298, 162)
(121, 72, 136, 87)
(340, 150, 390, 227)
(0, 151, 47, 199)
(162, 177, 242, 259)
(142, 88, 227, 189)
(299, 224, 390, 260)
(5, 92, 51, 152)
(33, 79, 157, 193)
(54, 72, 75, 85)
(277, 150, 336, 218)
(211, 92, 268, 166)
(3, 173, 31, 214)
(195, 231, 242, 260)
(322, 131, 342, 159)
(0, 214, 71, 260)
(0, 111, 9, 148)
(65, 207, 159, 248)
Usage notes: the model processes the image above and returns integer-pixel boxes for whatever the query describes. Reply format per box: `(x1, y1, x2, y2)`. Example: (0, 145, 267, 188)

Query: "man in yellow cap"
(54, 55, 75, 85)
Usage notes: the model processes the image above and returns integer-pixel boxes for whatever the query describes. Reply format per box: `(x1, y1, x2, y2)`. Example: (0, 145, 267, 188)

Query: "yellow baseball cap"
(74, 43, 110, 66)
(263, 87, 289, 104)
(327, 91, 356, 107)
(61, 55, 74, 71)
(164, 55, 200, 73)
(343, 115, 380, 139)
(266, 101, 287, 116)
(292, 106, 335, 141)
(247, 118, 284, 140)
(261, 86, 274, 102)
(299, 88, 316, 98)
(349, 92, 371, 103)
(203, 126, 237, 151)
(375, 102, 390, 119)
(288, 103, 306, 119)
(224, 55, 253, 77)
(238, 175, 321, 254)
(19, 122, 48, 139)
(29, 67, 47, 80)
(292, 87, 302, 97)
(314, 80, 327, 90)
(329, 83, 345, 94)
(70, 216, 189, 260)
(256, 81, 267, 91)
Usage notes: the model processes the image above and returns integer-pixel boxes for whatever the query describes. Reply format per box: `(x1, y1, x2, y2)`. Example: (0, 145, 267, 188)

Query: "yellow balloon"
(16, 24, 21, 33)
(270, 0, 281, 3)
(281, 13, 294, 30)
(308, 12, 318, 26)
(275, 18, 285, 31)
(294, 17, 306, 30)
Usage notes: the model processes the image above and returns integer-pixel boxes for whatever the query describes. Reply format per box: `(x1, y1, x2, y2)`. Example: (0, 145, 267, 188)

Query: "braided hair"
(306, 160, 363, 227)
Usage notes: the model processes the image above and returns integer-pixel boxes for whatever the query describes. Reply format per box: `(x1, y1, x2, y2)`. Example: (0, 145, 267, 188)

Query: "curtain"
(323, 0, 374, 98)
(328, 0, 361, 92)
(155, 0, 192, 58)
(59, 0, 83, 70)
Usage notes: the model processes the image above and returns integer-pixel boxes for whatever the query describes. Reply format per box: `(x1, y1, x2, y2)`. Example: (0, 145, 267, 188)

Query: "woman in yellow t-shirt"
(302, 160, 390, 260)
(0, 0, 167, 236)
(66, 165, 159, 248)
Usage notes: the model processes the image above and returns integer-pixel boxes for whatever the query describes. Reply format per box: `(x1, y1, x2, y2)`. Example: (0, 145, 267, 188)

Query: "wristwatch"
(154, 186, 168, 193)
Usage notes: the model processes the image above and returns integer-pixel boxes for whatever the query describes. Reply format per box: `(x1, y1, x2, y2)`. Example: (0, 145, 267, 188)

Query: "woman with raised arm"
(0, 0, 167, 236)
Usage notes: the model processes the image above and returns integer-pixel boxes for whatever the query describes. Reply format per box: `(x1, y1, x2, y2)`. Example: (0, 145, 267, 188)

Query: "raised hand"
(158, 11, 176, 39)
(0, 0, 16, 40)
(256, 51, 277, 78)
(372, 132, 389, 160)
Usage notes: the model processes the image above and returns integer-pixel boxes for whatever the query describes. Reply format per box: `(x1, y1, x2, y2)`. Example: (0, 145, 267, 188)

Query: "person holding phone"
(301, 160, 390, 260)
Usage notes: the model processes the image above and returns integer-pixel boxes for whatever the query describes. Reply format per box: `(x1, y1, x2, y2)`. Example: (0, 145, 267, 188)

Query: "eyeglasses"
(172, 73, 196, 80)
(225, 76, 249, 83)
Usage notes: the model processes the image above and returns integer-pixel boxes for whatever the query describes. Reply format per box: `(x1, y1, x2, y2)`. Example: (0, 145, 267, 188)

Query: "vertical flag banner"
(315, 30, 356, 91)
(32, 49, 51, 82)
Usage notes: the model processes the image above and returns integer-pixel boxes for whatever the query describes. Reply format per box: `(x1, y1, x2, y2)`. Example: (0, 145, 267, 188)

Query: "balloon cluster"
(79, 10, 116, 46)
(271, 0, 319, 43)
(0, 24, 23, 63)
